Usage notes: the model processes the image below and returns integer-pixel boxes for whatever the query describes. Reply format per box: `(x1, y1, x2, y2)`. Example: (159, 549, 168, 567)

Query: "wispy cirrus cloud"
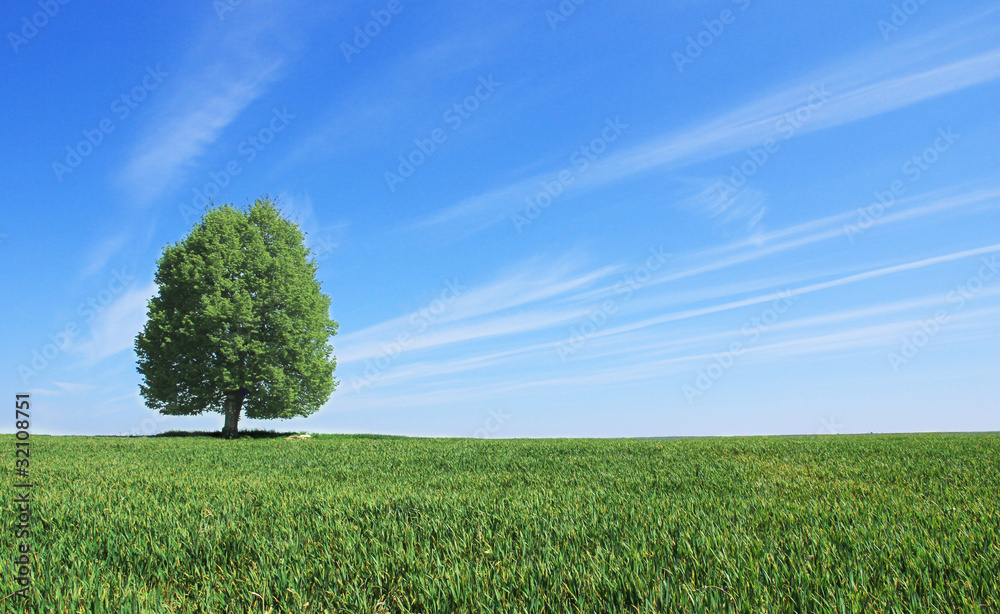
(335, 292, 1000, 407)
(329, 189, 1000, 408)
(572, 242, 1000, 347)
(117, 1, 317, 204)
(120, 64, 284, 203)
(413, 13, 1000, 232)
(27, 383, 95, 396)
(73, 282, 157, 366)
(570, 185, 1000, 304)
(336, 258, 621, 364)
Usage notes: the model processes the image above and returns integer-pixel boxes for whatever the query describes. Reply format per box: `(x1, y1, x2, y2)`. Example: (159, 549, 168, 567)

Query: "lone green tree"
(135, 199, 338, 438)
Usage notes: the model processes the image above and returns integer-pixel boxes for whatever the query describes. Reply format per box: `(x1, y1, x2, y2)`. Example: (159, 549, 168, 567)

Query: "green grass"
(1, 433, 998, 613)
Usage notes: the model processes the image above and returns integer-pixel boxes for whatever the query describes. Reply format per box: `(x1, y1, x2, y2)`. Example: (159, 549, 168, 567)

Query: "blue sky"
(2, 0, 999, 437)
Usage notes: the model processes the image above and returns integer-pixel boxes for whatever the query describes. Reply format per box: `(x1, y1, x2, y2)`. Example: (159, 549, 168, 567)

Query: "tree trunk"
(222, 390, 244, 439)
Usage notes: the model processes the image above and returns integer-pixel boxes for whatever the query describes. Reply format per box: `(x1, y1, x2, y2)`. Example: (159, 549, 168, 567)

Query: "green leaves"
(135, 198, 338, 423)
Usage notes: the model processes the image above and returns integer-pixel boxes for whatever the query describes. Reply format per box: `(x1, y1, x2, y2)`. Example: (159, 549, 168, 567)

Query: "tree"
(135, 198, 338, 438)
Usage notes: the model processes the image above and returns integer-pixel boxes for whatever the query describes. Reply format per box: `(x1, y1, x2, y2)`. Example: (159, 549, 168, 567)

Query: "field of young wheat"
(1, 432, 997, 613)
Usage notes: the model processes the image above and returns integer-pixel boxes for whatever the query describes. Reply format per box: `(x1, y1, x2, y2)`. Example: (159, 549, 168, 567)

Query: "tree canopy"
(135, 198, 338, 437)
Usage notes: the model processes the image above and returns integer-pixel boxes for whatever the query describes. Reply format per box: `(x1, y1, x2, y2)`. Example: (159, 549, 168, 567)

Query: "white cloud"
(120, 63, 284, 203)
(81, 234, 130, 278)
(117, 1, 318, 203)
(74, 283, 157, 365)
(573, 242, 1000, 346)
(328, 196, 1000, 401)
(54, 382, 99, 393)
(274, 192, 349, 260)
(336, 260, 620, 364)
(414, 21, 1000, 231)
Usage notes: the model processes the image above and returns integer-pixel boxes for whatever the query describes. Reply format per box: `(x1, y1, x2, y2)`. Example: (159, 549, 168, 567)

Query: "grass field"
(1, 432, 998, 613)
